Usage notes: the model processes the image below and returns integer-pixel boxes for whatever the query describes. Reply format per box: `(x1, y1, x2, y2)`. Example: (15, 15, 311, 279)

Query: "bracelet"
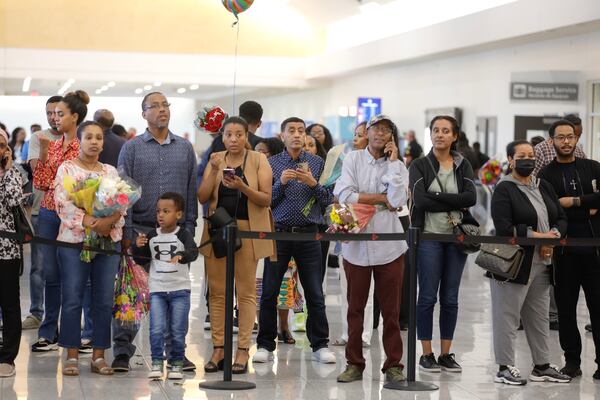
(574, 197, 581, 207)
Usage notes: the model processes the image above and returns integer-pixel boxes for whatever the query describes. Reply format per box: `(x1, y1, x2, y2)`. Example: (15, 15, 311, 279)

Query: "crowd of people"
(0, 92, 597, 389)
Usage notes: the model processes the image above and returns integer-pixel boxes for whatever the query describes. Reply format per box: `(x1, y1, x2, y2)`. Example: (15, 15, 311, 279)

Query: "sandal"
(204, 346, 225, 373)
(63, 358, 80, 376)
(91, 357, 114, 375)
(278, 330, 296, 344)
(232, 348, 249, 374)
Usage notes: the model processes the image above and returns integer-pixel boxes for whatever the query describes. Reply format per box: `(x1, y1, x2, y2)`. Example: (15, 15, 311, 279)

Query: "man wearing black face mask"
(538, 120, 600, 380)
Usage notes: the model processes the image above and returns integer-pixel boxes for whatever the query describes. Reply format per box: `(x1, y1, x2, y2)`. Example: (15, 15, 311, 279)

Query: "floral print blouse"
(33, 136, 79, 212)
(0, 167, 23, 260)
(54, 160, 125, 243)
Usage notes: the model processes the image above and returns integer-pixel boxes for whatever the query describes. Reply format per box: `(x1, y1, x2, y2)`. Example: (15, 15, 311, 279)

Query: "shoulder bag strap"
(424, 156, 458, 226)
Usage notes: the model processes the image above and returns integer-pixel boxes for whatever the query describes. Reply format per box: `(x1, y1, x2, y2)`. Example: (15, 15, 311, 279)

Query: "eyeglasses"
(0, 143, 7, 149)
(144, 102, 171, 111)
(553, 135, 577, 143)
(371, 125, 393, 135)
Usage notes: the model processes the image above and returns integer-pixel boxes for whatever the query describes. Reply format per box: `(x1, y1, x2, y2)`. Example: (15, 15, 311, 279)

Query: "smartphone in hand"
(296, 162, 309, 172)
(223, 168, 235, 178)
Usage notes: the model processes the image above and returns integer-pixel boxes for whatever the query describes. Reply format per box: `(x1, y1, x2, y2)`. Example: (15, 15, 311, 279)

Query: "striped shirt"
(118, 129, 198, 239)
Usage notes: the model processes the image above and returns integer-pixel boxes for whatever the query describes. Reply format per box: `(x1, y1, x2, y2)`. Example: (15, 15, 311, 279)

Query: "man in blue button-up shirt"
(254, 117, 336, 365)
(111, 92, 198, 372)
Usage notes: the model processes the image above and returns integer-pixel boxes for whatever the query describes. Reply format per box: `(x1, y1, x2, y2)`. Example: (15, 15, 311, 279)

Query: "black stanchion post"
(199, 224, 256, 391)
(385, 226, 438, 391)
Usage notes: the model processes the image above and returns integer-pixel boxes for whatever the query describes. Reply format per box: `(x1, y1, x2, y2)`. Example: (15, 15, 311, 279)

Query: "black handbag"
(13, 202, 35, 243)
(205, 151, 248, 259)
(425, 157, 480, 254)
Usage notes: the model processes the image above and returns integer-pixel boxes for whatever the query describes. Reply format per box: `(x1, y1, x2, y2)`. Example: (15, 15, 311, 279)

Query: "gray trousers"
(490, 262, 551, 366)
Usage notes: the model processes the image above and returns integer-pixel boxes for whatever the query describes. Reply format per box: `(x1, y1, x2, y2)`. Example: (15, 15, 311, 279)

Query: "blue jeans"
(29, 215, 44, 320)
(149, 290, 190, 362)
(56, 246, 119, 349)
(416, 240, 467, 341)
(37, 208, 93, 341)
(257, 239, 329, 352)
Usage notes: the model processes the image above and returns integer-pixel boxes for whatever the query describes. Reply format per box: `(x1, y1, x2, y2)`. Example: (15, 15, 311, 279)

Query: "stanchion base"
(384, 380, 439, 391)
(199, 380, 256, 391)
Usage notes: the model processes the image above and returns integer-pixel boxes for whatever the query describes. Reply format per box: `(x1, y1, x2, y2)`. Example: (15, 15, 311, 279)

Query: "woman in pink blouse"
(54, 121, 124, 376)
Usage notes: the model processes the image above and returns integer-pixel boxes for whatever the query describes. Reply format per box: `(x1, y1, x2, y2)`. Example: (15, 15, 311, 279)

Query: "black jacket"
(538, 157, 600, 256)
(409, 150, 477, 230)
(491, 178, 567, 284)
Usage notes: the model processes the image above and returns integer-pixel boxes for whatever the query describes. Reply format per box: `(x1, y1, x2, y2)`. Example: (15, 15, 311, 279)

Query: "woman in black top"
(198, 117, 275, 374)
(489, 140, 570, 385)
(408, 115, 476, 373)
(307, 123, 333, 153)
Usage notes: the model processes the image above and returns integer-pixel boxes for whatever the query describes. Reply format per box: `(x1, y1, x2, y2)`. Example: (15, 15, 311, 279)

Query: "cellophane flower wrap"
(62, 174, 102, 262)
(113, 256, 150, 328)
(478, 158, 502, 185)
(194, 104, 228, 133)
(93, 173, 141, 217)
(326, 203, 382, 234)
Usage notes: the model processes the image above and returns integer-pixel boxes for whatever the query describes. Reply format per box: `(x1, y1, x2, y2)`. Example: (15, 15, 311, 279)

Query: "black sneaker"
(585, 324, 593, 333)
(494, 365, 527, 386)
(560, 364, 582, 378)
(204, 315, 211, 331)
(549, 320, 559, 331)
(593, 369, 600, 380)
(419, 353, 441, 372)
(438, 353, 462, 373)
(167, 356, 196, 371)
(530, 365, 571, 383)
(111, 354, 131, 372)
(31, 338, 59, 352)
(78, 339, 93, 354)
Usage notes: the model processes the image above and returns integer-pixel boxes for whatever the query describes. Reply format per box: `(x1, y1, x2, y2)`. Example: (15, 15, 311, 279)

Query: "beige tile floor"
(2, 250, 598, 399)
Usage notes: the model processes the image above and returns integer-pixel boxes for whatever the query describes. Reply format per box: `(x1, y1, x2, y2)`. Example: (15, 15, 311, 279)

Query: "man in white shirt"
(334, 114, 409, 383)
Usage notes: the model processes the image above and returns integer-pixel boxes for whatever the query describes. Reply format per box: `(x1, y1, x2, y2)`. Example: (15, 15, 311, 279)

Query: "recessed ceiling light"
(135, 88, 143, 94)
(107, 81, 116, 87)
(95, 89, 102, 94)
(57, 78, 75, 95)
(189, 84, 199, 90)
(101, 85, 109, 91)
(177, 87, 187, 94)
(144, 84, 152, 91)
(153, 81, 162, 87)
(22, 76, 32, 92)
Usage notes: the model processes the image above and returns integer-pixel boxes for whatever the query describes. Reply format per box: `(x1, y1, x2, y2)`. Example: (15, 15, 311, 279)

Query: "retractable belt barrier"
(2, 228, 599, 259)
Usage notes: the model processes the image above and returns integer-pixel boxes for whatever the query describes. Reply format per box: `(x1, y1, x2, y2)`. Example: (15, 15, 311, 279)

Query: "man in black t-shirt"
(403, 130, 423, 166)
(538, 119, 600, 381)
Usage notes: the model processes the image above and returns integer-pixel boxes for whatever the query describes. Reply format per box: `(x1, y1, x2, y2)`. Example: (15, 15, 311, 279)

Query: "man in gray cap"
(334, 114, 409, 383)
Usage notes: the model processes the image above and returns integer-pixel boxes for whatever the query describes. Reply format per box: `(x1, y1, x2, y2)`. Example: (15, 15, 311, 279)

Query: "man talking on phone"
(334, 114, 409, 383)
(253, 117, 336, 364)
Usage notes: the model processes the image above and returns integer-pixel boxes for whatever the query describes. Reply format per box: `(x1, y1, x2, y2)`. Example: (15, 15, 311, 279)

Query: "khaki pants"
(205, 220, 257, 349)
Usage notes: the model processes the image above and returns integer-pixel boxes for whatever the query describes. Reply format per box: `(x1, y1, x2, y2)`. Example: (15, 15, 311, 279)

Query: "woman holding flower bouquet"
(32, 90, 93, 353)
(198, 116, 275, 374)
(53, 121, 124, 376)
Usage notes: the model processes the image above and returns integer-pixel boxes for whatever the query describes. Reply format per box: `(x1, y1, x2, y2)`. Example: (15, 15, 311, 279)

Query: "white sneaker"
(252, 348, 274, 363)
(167, 365, 184, 380)
(21, 315, 42, 330)
(312, 348, 336, 364)
(147, 361, 163, 379)
(0, 363, 16, 377)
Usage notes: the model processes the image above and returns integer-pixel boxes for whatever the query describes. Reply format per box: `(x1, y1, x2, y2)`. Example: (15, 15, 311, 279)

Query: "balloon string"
(232, 17, 240, 114)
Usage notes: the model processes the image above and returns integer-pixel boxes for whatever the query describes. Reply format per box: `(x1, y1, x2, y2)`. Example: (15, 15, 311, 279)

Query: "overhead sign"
(357, 97, 382, 122)
(510, 82, 578, 101)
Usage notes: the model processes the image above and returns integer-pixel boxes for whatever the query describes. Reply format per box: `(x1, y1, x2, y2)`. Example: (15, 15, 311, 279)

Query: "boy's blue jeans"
(149, 290, 190, 363)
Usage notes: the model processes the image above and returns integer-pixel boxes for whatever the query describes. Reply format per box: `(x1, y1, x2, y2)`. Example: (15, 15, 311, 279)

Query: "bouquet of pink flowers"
(326, 203, 383, 234)
(113, 256, 150, 328)
(93, 173, 141, 218)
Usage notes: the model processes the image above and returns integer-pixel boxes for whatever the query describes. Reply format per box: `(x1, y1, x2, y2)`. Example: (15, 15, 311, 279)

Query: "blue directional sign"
(357, 97, 382, 123)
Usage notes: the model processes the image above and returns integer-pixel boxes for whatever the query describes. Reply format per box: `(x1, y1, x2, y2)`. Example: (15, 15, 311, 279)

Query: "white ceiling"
(288, 0, 396, 25)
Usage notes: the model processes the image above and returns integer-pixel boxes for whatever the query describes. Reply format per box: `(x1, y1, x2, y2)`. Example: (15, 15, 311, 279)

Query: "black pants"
(0, 259, 22, 365)
(555, 253, 600, 367)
